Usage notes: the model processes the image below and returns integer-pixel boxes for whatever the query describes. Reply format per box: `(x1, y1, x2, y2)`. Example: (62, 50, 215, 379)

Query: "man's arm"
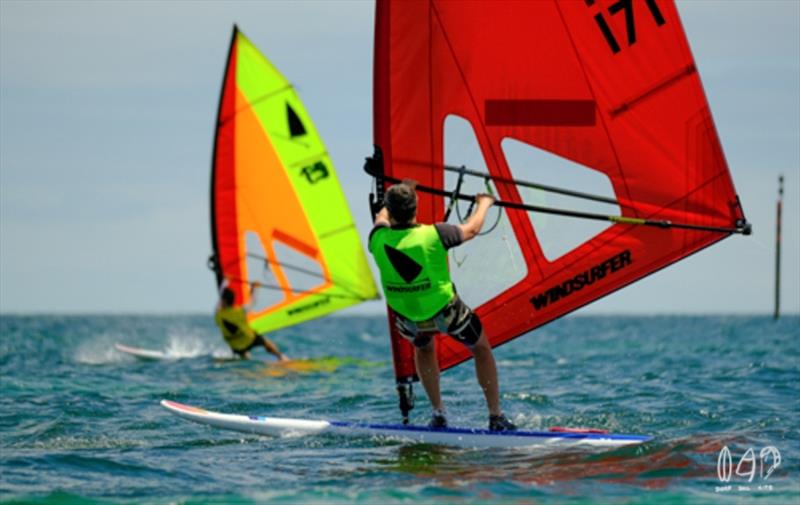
(368, 207, 390, 253)
(215, 279, 229, 311)
(458, 193, 495, 242)
(374, 206, 390, 226)
(243, 282, 260, 311)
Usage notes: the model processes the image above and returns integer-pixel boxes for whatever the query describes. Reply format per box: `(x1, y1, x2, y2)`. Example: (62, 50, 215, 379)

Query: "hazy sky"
(1, 0, 798, 315)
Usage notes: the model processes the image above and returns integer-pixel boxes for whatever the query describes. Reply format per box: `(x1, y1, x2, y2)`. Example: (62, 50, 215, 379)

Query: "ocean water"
(0, 314, 797, 504)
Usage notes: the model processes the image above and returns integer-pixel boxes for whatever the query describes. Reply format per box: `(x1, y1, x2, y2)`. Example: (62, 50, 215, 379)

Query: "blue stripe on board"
(326, 420, 652, 441)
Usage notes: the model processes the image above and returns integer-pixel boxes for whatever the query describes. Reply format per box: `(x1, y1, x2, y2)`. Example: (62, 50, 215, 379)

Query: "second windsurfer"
(215, 282, 289, 361)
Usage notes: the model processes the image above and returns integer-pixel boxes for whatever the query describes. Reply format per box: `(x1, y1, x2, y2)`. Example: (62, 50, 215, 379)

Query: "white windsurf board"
(115, 343, 174, 361)
(161, 400, 651, 449)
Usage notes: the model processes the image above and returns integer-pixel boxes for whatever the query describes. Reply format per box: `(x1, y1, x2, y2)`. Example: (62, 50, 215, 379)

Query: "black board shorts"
(394, 296, 483, 348)
(234, 335, 267, 356)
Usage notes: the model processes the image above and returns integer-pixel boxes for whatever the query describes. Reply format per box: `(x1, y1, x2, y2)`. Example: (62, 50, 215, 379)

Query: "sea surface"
(0, 314, 798, 504)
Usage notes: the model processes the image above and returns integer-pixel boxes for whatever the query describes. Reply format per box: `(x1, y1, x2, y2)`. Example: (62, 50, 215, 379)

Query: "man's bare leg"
(414, 339, 444, 412)
(471, 332, 501, 416)
(260, 336, 288, 361)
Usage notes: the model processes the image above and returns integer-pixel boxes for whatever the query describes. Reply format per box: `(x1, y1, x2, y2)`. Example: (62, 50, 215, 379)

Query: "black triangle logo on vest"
(222, 319, 240, 336)
(287, 103, 306, 137)
(384, 245, 423, 283)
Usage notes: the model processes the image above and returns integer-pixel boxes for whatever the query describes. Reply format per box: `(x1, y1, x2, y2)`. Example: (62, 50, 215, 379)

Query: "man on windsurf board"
(369, 182, 516, 431)
(215, 282, 289, 361)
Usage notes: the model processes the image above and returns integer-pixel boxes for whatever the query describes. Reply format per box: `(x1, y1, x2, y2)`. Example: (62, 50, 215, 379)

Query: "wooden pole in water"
(774, 175, 784, 320)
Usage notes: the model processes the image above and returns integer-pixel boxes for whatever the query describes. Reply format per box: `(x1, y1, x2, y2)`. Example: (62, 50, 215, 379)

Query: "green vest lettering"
(369, 225, 455, 321)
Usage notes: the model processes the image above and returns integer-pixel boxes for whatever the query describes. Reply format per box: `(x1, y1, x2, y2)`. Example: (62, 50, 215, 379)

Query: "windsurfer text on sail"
(530, 250, 632, 310)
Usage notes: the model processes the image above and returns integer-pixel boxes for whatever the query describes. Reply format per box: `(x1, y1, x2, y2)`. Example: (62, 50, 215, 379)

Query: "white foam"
(163, 331, 210, 359)
(74, 335, 127, 364)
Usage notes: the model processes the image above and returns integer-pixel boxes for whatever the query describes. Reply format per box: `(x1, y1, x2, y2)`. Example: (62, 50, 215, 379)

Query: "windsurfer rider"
(215, 282, 289, 361)
(369, 182, 516, 431)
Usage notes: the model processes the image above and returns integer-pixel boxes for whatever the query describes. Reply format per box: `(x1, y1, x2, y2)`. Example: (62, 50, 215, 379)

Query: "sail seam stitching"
(609, 64, 696, 117)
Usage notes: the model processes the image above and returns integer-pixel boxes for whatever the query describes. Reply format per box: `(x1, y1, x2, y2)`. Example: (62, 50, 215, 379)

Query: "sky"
(0, 0, 798, 315)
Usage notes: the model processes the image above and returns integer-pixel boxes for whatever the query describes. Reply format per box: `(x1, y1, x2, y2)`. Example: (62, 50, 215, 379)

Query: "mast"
(774, 175, 784, 320)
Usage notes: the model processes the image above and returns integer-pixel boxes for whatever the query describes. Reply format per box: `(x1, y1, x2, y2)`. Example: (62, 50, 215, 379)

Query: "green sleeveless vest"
(214, 306, 256, 351)
(369, 224, 455, 321)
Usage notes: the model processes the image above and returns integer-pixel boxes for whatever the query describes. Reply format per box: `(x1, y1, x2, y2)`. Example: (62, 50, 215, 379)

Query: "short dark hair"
(385, 182, 417, 224)
(221, 288, 235, 306)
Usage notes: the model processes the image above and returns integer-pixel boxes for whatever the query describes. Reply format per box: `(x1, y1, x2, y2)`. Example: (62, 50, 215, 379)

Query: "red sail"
(373, 0, 746, 382)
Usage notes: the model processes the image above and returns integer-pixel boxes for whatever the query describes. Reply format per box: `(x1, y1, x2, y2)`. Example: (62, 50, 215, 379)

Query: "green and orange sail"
(210, 26, 378, 333)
